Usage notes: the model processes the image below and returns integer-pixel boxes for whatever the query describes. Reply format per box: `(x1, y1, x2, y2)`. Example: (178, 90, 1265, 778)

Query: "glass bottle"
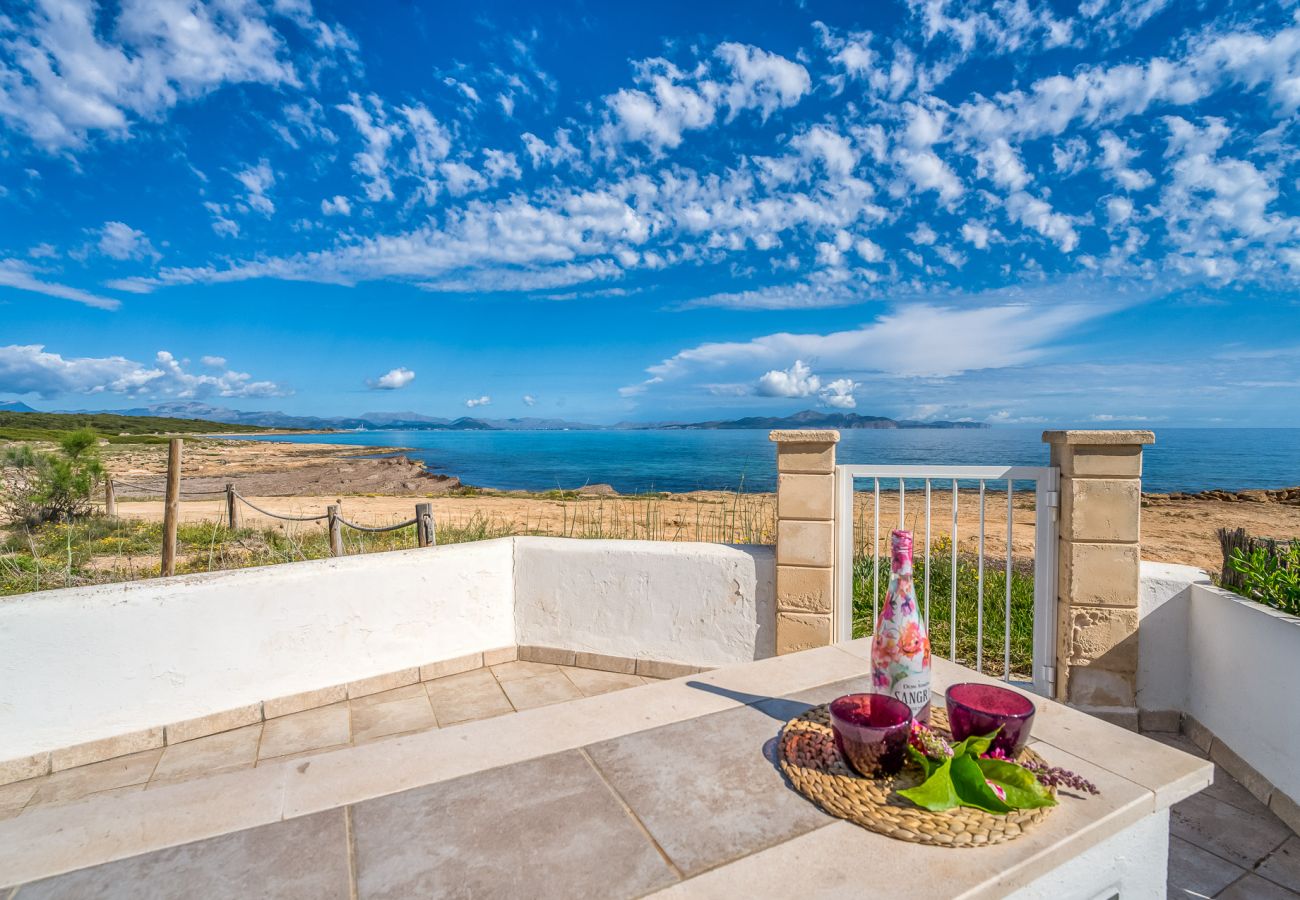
(871, 529, 932, 723)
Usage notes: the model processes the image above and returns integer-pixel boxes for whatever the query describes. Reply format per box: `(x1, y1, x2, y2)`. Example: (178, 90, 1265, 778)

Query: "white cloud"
(1005, 192, 1079, 252)
(635, 299, 1110, 398)
(321, 195, 352, 216)
(522, 394, 537, 406)
(234, 160, 275, 216)
(821, 377, 858, 408)
(367, 367, 415, 390)
(975, 138, 1031, 190)
(715, 42, 811, 120)
(483, 149, 522, 183)
(895, 147, 964, 203)
(0, 259, 120, 310)
(97, 221, 158, 261)
(754, 360, 858, 407)
(200, 355, 227, 368)
(338, 93, 402, 202)
(1106, 196, 1133, 226)
(910, 222, 938, 246)
(756, 360, 820, 397)
(1098, 131, 1154, 191)
(961, 220, 993, 249)
(0, 345, 286, 399)
(0, 0, 335, 150)
(599, 42, 808, 153)
(465, 395, 491, 408)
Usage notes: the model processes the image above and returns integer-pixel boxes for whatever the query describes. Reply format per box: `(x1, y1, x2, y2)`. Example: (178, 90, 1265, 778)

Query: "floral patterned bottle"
(871, 529, 932, 723)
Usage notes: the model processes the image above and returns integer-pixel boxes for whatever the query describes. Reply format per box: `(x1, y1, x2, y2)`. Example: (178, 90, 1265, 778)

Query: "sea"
(224, 427, 1300, 495)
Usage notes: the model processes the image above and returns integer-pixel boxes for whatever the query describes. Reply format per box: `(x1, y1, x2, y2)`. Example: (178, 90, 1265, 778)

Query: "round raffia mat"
(778, 704, 1054, 848)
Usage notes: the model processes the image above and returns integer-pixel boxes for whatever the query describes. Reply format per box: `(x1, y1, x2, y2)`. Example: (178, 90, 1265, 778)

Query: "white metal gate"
(833, 465, 1060, 697)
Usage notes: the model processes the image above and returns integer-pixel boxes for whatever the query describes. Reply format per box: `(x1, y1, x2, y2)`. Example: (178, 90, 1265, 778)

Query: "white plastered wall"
(0, 537, 776, 763)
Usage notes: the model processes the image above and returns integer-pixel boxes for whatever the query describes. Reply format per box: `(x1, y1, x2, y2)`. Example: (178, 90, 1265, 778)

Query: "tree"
(0, 430, 106, 525)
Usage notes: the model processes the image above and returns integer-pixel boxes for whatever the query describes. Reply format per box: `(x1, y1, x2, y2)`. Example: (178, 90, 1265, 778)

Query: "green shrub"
(0, 429, 105, 525)
(1227, 541, 1300, 616)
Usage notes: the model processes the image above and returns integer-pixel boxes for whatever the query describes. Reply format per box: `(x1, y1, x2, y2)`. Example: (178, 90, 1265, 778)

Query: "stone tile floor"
(3, 675, 1219, 899)
(0, 661, 654, 821)
(1154, 732, 1300, 899)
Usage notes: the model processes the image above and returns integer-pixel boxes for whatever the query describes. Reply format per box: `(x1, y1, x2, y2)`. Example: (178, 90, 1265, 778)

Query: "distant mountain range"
(39, 401, 986, 431)
(0, 401, 37, 413)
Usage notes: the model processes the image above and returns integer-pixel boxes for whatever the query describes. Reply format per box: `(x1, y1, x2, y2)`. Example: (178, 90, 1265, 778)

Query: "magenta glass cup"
(829, 693, 913, 778)
(945, 683, 1037, 758)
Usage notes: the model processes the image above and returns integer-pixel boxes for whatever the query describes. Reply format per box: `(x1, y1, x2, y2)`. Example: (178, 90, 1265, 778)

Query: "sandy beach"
(100, 437, 1300, 574)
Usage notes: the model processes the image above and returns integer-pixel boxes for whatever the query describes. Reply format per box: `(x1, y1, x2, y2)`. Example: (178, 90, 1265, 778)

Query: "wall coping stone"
(1043, 430, 1155, 446)
(768, 429, 840, 443)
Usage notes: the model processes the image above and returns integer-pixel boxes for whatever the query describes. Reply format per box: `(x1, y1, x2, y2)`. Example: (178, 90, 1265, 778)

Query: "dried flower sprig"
(1018, 760, 1100, 795)
(909, 721, 953, 759)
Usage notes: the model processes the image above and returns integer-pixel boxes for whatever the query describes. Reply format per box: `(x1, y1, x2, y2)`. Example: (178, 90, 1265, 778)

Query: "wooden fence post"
(225, 483, 240, 530)
(104, 477, 117, 518)
(416, 502, 434, 547)
(327, 504, 344, 557)
(161, 438, 182, 577)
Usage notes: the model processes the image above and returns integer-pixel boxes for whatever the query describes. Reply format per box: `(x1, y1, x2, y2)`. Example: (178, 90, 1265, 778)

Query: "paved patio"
(0, 660, 654, 819)
(0, 646, 1218, 898)
(1156, 732, 1300, 899)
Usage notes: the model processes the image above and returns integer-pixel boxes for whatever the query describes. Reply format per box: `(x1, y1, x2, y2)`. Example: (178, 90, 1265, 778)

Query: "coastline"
(97, 436, 1300, 573)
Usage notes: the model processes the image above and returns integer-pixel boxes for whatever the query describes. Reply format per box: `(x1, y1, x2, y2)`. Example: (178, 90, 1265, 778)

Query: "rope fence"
(334, 514, 418, 533)
(104, 439, 437, 574)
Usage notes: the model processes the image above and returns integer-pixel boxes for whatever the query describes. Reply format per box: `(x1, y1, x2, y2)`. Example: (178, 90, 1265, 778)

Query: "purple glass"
(829, 693, 913, 777)
(945, 683, 1037, 758)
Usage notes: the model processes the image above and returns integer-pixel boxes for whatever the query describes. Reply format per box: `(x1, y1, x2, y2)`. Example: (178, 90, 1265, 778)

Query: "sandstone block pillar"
(770, 429, 840, 655)
(1043, 430, 1155, 724)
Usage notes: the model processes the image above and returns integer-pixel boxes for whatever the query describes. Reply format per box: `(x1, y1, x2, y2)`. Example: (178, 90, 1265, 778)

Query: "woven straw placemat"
(778, 704, 1054, 847)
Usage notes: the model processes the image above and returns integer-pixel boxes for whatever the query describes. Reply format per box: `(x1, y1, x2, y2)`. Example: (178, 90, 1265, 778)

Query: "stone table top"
(0, 640, 1211, 898)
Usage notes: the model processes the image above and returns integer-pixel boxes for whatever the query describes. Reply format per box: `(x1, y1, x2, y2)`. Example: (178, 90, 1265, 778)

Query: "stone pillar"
(769, 429, 839, 655)
(1043, 430, 1155, 726)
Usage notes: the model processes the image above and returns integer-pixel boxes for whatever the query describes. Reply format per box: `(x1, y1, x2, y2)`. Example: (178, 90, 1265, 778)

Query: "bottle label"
(892, 674, 932, 717)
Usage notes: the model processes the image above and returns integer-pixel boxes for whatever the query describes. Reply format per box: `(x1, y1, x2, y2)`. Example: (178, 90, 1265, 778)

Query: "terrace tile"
(1259, 836, 1300, 895)
(499, 670, 583, 710)
(1218, 873, 1300, 899)
(1171, 790, 1292, 869)
(348, 683, 428, 710)
(0, 780, 39, 819)
(350, 694, 437, 744)
(257, 703, 350, 761)
(489, 660, 559, 682)
(646, 742, 1152, 899)
(29, 750, 161, 807)
(1167, 835, 1246, 899)
(10, 810, 350, 899)
(149, 724, 262, 785)
(561, 666, 645, 697)
(425, 668, 514, 726)
(350, 750, 677, 899)
(585, 703, 831, 876)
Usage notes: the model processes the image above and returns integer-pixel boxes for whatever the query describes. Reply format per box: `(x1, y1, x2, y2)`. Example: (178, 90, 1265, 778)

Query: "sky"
(2, 0, 1300, 426)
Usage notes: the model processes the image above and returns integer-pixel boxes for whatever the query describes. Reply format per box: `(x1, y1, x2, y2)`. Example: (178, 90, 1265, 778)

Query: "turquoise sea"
(226, 428, 1300, 495)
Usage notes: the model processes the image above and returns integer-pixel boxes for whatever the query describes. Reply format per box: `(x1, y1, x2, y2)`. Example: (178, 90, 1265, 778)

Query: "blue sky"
(2, 0, 1299, 425)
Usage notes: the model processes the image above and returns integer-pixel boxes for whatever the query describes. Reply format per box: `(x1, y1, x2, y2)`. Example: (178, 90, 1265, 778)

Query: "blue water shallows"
(224, 428, 1300, 495)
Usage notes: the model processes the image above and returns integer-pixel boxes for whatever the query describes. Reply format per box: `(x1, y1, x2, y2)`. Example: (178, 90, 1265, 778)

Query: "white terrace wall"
(0, 537, 776, 766)
(513, 539, 775, 666)
(1138, 561, 1300, 818)
(0, 539, 516, 764)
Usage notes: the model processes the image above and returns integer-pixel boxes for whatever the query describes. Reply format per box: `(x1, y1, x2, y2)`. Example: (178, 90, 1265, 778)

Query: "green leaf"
(949, 753, 1013, 813)
(906, 744, 938, 779)
(898, 758, 960, 811)
(976, 758, 1058, 810)
(948, 728, 998, 760)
